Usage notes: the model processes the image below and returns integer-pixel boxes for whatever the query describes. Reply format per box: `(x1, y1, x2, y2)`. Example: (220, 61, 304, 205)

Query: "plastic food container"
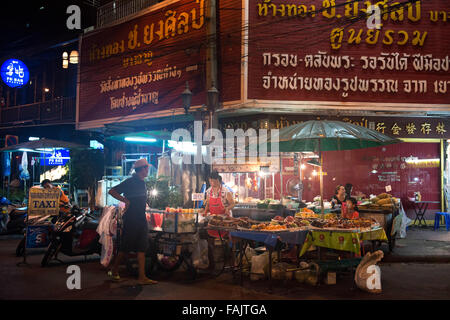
(162, 210, 199, 233)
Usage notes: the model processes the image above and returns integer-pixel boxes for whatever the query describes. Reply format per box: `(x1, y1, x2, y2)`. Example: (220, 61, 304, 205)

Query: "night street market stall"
(196, 120, 403, 287)
(0, 139, 90, 261)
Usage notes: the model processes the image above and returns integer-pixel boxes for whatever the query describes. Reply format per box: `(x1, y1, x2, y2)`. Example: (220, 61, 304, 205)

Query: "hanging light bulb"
(62, 52, 69, 68)
(69, 50, 79, 64)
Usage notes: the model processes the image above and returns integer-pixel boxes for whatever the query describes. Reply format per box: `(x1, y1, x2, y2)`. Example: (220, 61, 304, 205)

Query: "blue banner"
(26, 225, 52, 248)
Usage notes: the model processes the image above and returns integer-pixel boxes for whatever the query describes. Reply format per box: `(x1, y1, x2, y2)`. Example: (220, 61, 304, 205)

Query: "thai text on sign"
(28, 188, 60, 216)
(249, 0, 450, 105)
(78, 0, 206, 125)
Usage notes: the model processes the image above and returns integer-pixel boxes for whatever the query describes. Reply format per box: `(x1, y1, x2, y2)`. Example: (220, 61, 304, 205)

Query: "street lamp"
(207, 83, 219, 112)
(181, 81, 192, 114)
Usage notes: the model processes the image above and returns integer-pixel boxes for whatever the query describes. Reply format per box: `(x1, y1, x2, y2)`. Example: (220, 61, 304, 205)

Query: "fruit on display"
(165, 207, 197, 214)
(250, 223, 287, 231)
(263, 224, 287, 231)
(324, 213, 337, 219)
(295, 211, 319, 219)
(284, 216, 295, 223)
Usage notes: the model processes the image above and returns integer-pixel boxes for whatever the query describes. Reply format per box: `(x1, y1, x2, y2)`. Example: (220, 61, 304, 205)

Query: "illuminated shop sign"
(40, 149, 70, 166)
(1, 59, 30, 88)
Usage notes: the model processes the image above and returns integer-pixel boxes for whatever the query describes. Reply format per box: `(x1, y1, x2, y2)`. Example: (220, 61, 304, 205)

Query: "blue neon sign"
(40, 149, 70, 166)
(1, 59, 30, 88)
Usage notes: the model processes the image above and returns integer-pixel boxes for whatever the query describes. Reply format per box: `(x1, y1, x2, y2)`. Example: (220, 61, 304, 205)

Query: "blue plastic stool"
(434, 212, 450, 231)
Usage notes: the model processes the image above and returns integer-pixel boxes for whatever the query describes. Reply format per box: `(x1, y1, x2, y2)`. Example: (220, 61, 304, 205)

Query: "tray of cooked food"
(308, 217, 380, 233)
(206, 215, 260, 231)
(236, 215, 312, 233)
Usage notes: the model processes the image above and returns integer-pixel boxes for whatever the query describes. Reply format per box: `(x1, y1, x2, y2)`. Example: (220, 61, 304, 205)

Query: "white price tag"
(191, 193, 204, 201)
(385, 185, 392, 192)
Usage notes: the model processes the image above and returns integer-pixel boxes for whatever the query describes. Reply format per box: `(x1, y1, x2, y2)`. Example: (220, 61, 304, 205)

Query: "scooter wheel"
(16, 238, 25, 257)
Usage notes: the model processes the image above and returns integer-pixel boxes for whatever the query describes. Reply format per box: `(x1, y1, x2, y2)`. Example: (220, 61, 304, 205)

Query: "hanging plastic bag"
(398, 201, 412, 239)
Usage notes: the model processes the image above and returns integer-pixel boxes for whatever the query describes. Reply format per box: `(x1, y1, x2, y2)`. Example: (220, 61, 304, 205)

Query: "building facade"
(77, 0, 450, 213)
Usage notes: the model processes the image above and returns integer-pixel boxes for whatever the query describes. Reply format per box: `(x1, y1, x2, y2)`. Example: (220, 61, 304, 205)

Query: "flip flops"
(107, 270, 121, 282)
(138, 278, 158, 285)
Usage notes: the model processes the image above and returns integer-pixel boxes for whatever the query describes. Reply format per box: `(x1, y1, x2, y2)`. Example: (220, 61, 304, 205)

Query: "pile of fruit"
(295, 208, 319, 219)
(250, 223, 287, 231)
(165, 207, 198, 214)
(247, 215, 311, 232)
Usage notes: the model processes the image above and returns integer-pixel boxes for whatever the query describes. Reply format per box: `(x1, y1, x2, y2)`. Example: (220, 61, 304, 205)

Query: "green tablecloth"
(299, 228, 388, 255)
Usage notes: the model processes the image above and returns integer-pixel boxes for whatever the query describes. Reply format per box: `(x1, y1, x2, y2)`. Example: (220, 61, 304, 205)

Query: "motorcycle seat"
(83, 219, 99, 230)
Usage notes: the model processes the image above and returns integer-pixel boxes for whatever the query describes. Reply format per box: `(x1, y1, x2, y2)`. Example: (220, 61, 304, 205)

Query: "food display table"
(202, 212, 387, 289)
(299, 227, 388, 257)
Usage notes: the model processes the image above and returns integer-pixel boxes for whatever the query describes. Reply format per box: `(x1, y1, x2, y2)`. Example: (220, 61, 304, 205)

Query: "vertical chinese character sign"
(0, 59, 30, 88)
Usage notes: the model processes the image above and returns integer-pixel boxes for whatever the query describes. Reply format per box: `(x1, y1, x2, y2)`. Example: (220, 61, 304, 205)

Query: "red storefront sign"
(78, 0, 206, 125)
(248, 0, 450, 106)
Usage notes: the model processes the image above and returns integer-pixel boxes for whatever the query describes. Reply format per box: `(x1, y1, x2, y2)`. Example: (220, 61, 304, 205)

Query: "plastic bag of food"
(242, 246, 257, 268)
(250, 252, 269, 281)
(192, 239, 209, 269)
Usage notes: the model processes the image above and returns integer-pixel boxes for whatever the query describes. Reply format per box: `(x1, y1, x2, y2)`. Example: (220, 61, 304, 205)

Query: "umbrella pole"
(7, 153, 11, 199)
(280, 154, 283, 204)
(319, 141, 324, 216)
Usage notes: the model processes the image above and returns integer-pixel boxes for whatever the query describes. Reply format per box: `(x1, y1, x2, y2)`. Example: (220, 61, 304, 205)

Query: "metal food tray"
(236, 226, 291, 233)
(206, 225, 239, 231)
(309, 225, 382, 233)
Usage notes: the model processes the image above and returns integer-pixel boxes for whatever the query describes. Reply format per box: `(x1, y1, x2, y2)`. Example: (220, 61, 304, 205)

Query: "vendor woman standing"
(202, 171, 235, 269)
(108, 158, 157, 285)
(204, 171, 235, 218)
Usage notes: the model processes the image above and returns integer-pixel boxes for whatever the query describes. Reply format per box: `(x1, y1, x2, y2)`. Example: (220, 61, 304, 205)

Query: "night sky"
(0, 0, 98, 59)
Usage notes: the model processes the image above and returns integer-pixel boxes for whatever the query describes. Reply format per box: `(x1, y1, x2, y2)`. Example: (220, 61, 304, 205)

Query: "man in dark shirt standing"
(108, 158, 157, 285)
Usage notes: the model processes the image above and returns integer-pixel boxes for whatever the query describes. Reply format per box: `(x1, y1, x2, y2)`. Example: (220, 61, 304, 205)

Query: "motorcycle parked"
(7, 207, 29, 234)
(41, 206, 101, 267)
(14, 205, 71, 257)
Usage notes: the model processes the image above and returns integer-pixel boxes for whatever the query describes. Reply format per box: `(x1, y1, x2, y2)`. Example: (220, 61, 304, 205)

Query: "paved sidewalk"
(384, 226, 450, 262)
(1, 236, 450, 299)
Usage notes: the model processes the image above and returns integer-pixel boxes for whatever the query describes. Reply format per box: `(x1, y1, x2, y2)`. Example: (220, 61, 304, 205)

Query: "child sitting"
(341, 197, 359, 220)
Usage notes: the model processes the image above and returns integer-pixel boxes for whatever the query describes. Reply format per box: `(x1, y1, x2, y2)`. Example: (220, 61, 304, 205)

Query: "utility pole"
(206, 0, 218, 130)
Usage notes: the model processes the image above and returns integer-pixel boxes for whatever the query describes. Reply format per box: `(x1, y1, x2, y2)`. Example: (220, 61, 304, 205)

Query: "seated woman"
(331, 185, 346, 209)
(341, 197, 360, 220)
